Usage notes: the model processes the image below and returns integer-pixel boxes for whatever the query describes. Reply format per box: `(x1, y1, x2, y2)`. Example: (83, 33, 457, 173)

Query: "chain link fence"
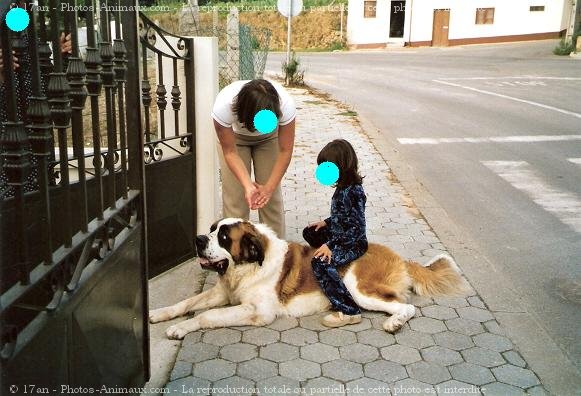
(180, 6, 272, 89)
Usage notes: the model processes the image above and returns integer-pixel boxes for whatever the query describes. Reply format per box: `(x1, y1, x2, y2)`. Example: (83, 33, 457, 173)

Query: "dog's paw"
(383, 316, 404, 333)
(149, 308, 172, 324)
(166, 324, 189, 340)
(383, 305, 415, 333)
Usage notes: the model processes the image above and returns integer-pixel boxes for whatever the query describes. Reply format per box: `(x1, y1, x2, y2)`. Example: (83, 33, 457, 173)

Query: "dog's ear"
(210, 218, 224, 233)
(241, 234, 265, 265)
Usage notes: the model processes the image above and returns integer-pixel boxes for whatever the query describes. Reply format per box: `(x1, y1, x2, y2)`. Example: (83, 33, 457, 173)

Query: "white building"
(347, 0, 574, 48)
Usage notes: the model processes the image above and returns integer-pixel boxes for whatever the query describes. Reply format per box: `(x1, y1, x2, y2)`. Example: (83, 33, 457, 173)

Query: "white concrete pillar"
(192, 37, 220, 232)
(346, 0, 358, 47)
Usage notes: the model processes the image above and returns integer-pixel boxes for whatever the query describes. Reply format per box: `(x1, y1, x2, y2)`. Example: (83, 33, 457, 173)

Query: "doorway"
(432, 9, 450, 46)
(390, 1, 406, 38)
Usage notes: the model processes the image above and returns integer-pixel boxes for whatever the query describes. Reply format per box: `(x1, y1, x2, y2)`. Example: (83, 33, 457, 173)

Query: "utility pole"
(277, 0, 302, 85)
(286, 0, 292, 67)
(340, 3, 344, 44)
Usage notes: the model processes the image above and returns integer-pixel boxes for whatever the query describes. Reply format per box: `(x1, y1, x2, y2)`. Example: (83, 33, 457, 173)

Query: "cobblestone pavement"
(163, 88, 548, 396)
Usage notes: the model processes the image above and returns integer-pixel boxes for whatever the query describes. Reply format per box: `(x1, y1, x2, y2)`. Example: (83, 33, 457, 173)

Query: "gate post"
(190, 37, 220, 233)
(213, 6, 219, 36)
(179, 0, 199, 35)
(239, 25, 256, 80)
(226, 7, 240, 82)
(121, 0, 150, 380)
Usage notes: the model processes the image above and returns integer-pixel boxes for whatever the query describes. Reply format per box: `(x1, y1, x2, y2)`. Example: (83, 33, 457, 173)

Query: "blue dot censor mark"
(6, 8, 30, 32)
(253, 109, 277, 134)
(315, 161, 339, 186)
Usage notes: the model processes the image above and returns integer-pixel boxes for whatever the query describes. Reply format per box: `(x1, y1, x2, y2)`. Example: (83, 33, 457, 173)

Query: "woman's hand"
(313, 244, 332, 264)
(244, 184, 260, 210)
(309, 220, 327, 231)
(0, 49, 20, 84)
(252, 182, 274, 209)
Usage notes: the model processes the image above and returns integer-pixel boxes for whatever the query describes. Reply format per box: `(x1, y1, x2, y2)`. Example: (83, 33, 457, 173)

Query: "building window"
(475, 8, 495, 24)
(530, 6, 545, 12)
(364, 0, 377, 18)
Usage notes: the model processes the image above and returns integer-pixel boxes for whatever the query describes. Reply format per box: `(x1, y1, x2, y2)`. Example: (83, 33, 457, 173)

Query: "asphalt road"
(266, 40, 581, 369)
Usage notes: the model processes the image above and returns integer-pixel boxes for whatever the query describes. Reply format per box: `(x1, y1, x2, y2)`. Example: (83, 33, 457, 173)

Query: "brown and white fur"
(149, 218, 469, 340)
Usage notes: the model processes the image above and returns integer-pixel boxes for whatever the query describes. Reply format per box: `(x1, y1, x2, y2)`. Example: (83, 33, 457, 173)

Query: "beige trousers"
(217, 132, 285, 238)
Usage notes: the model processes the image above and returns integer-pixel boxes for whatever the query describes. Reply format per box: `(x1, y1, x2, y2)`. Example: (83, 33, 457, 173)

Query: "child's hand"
(309, 220, 327, 231)
(313, 244, 332, 264)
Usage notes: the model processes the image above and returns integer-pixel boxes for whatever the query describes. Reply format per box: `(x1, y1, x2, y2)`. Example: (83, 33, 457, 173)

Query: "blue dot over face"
(316, 161, 339, 186)
(253, 109, 277, 134)
(6, 8, 30, 32)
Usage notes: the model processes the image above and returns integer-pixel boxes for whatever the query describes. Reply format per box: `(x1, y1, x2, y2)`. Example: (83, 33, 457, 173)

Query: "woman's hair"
(317, 139, 363, 188)
(233, 79, 282, 133)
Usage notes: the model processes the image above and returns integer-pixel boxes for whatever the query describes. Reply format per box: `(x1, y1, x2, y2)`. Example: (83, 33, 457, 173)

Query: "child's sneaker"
(321, 311, 362, 327)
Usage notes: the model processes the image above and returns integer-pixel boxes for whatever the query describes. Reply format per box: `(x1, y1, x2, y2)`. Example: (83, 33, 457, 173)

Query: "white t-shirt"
(211, 80, 296, 136)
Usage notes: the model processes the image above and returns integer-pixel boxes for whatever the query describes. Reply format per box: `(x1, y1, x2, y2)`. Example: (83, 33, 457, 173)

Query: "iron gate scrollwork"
(1, 0, 150, 389)
(138, 12, 197, 278)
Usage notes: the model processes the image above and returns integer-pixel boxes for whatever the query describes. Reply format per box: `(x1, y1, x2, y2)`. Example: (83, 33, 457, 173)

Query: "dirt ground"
(151, 10, 345, 51)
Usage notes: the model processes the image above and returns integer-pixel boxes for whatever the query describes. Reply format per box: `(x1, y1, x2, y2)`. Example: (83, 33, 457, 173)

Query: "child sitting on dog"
(303, 139, 368, 327)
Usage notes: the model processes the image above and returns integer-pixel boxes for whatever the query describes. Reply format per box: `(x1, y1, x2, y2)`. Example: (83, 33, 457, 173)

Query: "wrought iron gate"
(0, 0, 198, 389)
(138, 13, 197, 279)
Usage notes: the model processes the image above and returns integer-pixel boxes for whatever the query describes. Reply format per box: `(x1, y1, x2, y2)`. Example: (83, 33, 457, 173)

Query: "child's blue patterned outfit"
(303, 184, 368, 315)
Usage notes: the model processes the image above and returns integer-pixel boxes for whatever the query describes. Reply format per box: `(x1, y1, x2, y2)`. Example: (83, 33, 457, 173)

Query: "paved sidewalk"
(162, 88, 548, 395)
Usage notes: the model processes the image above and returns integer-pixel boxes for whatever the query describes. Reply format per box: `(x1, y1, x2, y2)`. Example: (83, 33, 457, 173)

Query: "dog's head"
(194, 218, 268, 275)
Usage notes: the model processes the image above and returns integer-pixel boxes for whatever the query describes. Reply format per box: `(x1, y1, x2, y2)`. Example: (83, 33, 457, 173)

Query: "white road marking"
(484, 81, 546, 87)
(482, 160, 581, 233)
(568, 158, 581, 166)
(433, 80, 581, 119)
(398, 135, 581, 145)
(437, 76, 581, 81)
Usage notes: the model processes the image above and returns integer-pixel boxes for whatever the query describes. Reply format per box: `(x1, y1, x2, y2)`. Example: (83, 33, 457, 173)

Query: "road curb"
(143, 260, 208, 395)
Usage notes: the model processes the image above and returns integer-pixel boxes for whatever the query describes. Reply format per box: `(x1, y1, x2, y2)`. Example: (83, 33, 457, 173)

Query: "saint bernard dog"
(149, 218, 469, 340)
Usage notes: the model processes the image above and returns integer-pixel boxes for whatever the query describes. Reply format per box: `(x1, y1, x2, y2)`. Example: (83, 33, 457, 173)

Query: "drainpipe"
(567, 0, 575, 41)
(407, 0, 414, 46)
(574, 0, 581, 53)
(572, 0, 581, 34)
(568, 0, 581, 39)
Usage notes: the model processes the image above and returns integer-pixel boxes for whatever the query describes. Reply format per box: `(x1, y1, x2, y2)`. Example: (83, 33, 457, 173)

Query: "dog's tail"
(406, 254, 470, 297)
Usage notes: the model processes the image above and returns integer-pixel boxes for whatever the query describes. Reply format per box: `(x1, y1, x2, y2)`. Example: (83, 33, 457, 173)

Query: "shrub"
(282, 51, 305, 86)
(250, 35, 260, 50)
(328, 41, 345, 51)
(553, 38, 574, 56)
